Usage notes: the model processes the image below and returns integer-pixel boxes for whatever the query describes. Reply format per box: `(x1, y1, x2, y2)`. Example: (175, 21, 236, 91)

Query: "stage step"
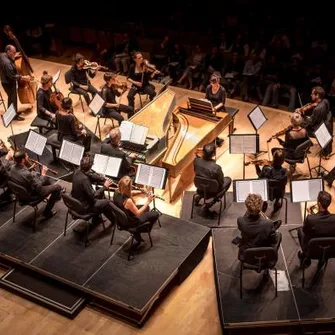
(0, 267, 86, 319)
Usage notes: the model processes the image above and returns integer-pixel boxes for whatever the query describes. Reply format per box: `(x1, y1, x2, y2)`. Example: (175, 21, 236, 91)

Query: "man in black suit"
(237, 193, 281, 260)
(9, 150, 62, 218)
(298, 190, 335, 267)
(193, 142, 231, 216)
(101, 127, 136, 178)
(71, 154, 115, 224)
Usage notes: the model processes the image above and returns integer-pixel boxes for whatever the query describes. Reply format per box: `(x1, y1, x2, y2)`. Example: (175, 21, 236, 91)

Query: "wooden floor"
(1, 58, 335, 334)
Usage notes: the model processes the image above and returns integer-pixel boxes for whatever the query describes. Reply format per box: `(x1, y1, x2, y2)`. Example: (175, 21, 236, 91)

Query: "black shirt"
(0, 53, 20, 84)
(69, 66, 95, 87)
(113, 190, 138, 225)
(37, 88, 57, 118)
(101, 84, 120, 105)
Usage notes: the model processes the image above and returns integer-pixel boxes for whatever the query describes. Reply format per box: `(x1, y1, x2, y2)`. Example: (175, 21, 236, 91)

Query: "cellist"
(36, 71, 58, 126)
(0, 45, 30, 121)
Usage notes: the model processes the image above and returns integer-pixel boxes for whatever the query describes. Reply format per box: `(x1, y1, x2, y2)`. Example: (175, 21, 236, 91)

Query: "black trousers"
(92, 199, 115, 223)
(103, 104, 134, 125)
(38, 183, 62, 213)
(127, 84, 156, 109)
(2, 82, 17, 112)
(71, 84, 99, 105)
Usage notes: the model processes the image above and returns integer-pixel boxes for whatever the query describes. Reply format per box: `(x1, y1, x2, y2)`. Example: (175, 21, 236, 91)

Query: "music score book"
(314, 122, 332, 149)
(120, 121, 148, 145)
(291, 178, 323, 203)
(248, 105, 267, 132)
(135, 163, 168, 189)
(24, 130, 47, 156)
(89, 93, 105, 116)
(229, 134, 259, 154)
(52, 70, 61, 85)
(59, 139, 85, 166)
(1, 103, 16, 128)
(92, 154, 122, 178)
(233, 178, 268, 203)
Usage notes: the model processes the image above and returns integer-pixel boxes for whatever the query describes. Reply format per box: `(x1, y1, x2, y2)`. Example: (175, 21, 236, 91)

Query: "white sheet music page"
(230, 135, 244, 154)
(149, 166, 166, 189)
(308, 179, 323, 201)
(105, 156, 122, 178)
(89, 93, 105, 116)
(243, 135, 257, 153)
(131, 124, 148, 145)
(71, 143, 85, 165)
(119, 121, 133, 141)
(25, 130, 47, 156)
(235, 181, 252, 202)
(315, 123, 332, 149)
(92, 154, 108, 175)
(2, 103, 16, 127)
(251, 179, 268, 201)
(249, 106, 267, 130)
(59, 140, 72, 162)
(60, 140, 84, 165)
(135, 163, 151, 186)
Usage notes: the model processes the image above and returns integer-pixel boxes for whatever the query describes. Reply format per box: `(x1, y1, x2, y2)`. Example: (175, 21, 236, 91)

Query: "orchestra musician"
(36, 71, 58, 125)
(271, 112, 308, 172)
(113, 175, 160, 248)
(127, 51, 158, 110)
(253, 149, 288, 213)
(71, 154, 115, 226)
(56, 97, 91, 152)
(205, 72, 226, 147)
(295, 86, 329, 137)
(8, 150, 62, 218)
(100, 72, 134, 125)
(297, 190, 335, 268)
(67, 53, 99, 106)
(101, 127, 136, 178)
(193, 142, 232, 218)
(237, 193, 282, 261)
(0, 44, 31, 121)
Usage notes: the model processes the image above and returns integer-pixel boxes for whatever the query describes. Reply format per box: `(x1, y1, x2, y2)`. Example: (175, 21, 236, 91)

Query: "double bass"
(3, 25, 37, 105)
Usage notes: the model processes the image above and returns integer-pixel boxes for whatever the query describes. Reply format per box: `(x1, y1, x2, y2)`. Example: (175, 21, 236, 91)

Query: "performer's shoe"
(262, 201, 268, 213)
(42, 209, 57, 218)
(215, 137, 224, 147)
(194, 194, 201, 206)
(272, 200, 282, 214)
(14, 115, 25, 121)
(298, 251, 311, 268)
(273, 219, 282, 231)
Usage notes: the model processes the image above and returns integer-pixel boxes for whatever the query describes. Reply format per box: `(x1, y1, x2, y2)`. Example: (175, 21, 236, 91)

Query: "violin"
(267, 126, 292, 142)
(296, 102, 318, 115)
(83, 60, 108, 71)
(244, 159, 272, 166)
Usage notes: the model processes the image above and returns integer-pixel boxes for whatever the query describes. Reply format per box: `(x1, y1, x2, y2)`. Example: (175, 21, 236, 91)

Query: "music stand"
(89, 93, 105, 139)
(1, 103, 18, 150)
(310, 122, 332, 177)
(247, 105, 268, 158)
(233, 178, 269, 203)
(24, 130, 47, 173)
(289, 178, 323, 233)
(229, 134, 259, 179)
(135, 163, 168, 214)
(92, 153, 122, 179)
(59, 139, 85, 177)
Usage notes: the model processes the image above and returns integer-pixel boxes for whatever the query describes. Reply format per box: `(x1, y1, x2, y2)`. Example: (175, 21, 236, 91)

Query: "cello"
(3, 25, 37, 105)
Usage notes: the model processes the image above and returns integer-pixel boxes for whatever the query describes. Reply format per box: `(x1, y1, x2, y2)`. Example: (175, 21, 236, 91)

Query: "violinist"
(36, 71, 58, 125)
(127, 51, 157, 110)
(254, 149, 288, 214)
(295, 86, 329, 137)
(56, 97, 91, 152)
(67, 53, 99, 106)
(100, 72, 134, 126)
(0, 45, 31, 121)
(271, 112, 308, 164)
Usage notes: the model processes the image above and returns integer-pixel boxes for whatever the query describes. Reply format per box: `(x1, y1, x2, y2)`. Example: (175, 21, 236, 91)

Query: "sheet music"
(52, 70, 61, 85)
(92, 154, 122, 177)
(120, 121, 148, 145)
(235, 179, 268, 202)
(230, 134, 258, 154)
(1, 103, 16, 128)
(291, 179, 323, 202)
(89, 93, 105, 116)
(248, 106, 267, 131)
(130, 124, 148, 145)
(135, 163, 167, 189)
(120, 121, 133, 141)
(25, 130, 47, 156)
(59, 140, 84, 165)
(314, 123, 332, 149)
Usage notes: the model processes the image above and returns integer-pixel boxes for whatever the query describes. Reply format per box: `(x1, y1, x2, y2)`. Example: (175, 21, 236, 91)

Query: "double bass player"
(0, 44, 31, 121)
